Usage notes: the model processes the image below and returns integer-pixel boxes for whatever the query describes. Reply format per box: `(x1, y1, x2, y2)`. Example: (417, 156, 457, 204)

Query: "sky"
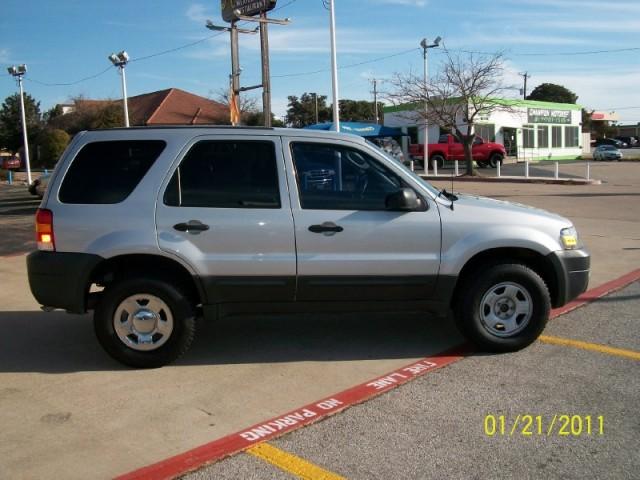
(1, 0, 639, 123)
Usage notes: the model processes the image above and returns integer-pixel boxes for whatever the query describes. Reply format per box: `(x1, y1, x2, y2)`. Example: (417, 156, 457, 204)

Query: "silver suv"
(27, 127, 590, 367)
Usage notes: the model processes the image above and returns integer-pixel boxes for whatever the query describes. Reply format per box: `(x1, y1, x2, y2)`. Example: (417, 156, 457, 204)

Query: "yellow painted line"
(247, 442, 346, 480)
(539, 335, 640, 361)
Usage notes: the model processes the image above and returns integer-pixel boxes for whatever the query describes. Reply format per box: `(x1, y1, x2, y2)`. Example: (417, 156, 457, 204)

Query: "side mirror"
(385, 188, 420, 211)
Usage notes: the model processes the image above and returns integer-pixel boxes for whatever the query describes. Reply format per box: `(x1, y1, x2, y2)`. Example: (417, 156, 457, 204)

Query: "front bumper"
(26, 251, 102, 313)
(547, 249, 590, 307)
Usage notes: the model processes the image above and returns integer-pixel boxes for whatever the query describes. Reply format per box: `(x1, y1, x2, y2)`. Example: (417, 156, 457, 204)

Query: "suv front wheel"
(454, 263, 550, 352)
(94, 277, 196, 368)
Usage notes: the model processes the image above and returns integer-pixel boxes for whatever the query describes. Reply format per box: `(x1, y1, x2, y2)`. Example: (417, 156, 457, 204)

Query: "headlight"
(560, 226, 582, 250)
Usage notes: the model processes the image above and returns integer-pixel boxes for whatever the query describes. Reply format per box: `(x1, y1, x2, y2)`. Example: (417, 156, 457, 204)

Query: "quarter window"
(164, 141, 280, 208)
(60, 140, 166, 204)
(291, 142, 409, 211)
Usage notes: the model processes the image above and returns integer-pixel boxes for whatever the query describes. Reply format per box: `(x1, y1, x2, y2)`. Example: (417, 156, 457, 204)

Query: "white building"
(384, 99, 584, 161)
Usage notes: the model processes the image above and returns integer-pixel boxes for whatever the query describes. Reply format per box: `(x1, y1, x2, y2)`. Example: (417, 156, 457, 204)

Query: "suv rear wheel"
(454, 263, 550, 352)
(94, 277, 196, 368)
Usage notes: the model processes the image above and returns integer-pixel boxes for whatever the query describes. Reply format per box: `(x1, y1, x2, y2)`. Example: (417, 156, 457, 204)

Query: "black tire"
(94, 277, 196, 368)
(488, 153, 503, 168)
(454, 263, 550, 352)
(430, 154, 445, 169)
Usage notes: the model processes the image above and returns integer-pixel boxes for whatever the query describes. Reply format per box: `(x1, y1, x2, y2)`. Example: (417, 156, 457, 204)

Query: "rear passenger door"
(155, 135, 296, 303)
(283, 137, 442, 302)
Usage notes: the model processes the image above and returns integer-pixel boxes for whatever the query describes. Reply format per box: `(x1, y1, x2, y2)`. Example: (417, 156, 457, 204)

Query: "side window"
(59, 140, 166, 204)
(164, 140, 280, 208)
(291, 142, 409, 211)
(438, 135, 449, 144)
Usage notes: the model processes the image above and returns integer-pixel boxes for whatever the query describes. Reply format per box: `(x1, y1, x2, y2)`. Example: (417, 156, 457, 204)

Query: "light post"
(328, 0, 340, 132)
(420, 36, 441, 174)
(7, 64, 32, 185)
(108, 51, 130, 127)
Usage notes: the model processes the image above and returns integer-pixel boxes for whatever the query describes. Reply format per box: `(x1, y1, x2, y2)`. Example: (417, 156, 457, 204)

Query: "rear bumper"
(547, 249, 590, 307)
(26, 251, 102, 313)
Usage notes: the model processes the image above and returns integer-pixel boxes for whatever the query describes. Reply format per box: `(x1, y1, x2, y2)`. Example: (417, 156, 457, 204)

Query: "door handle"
(308, 222, 344, 234)
(173, 220, 210, 234)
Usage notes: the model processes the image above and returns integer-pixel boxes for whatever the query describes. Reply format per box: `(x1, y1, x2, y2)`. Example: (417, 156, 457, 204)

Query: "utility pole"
(311, 92, 319, 124)
(371, 79, 379, 124)
(519, 72, 530, 99)
(259, 12, 271, 127)
(7, 65, 32, 185)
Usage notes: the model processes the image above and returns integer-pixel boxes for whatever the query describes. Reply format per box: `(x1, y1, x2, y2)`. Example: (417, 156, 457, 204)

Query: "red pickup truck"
(409, 134, 506, 168)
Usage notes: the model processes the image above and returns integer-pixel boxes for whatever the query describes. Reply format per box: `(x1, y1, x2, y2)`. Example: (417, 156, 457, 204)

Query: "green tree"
(37, 128, 70, 168)
(49, 97, 124, 134)
(0, 93, 42, 153)
(286, 93, 331, 127)
(339, 99, 383, 123)
(526, 83, 578, 104)
(43, 104, 64, 124)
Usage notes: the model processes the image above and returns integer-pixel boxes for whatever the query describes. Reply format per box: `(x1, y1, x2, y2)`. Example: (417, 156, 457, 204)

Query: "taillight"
(35, 208, 55, 251)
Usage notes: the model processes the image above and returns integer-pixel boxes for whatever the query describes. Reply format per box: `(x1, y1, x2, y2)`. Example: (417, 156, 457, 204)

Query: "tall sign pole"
(214, 1, 288, 127)
(328, 0, 340, 132)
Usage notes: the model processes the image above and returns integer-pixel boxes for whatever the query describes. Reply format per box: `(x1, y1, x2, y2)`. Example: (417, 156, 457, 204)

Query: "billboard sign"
(527, 108, 572, 124)
(221, 0, 277, 22)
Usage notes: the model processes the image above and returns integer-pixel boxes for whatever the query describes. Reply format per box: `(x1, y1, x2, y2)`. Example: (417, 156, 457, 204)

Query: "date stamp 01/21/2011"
(484, 414, 605, 437)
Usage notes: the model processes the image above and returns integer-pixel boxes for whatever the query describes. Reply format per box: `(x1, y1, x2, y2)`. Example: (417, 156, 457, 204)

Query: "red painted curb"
(115, 347, 469, 480)
(116, 268, 640, 480)
(550, 268, 640, 319)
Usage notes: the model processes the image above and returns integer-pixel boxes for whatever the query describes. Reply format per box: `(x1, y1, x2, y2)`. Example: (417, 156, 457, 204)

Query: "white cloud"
(507, 0, 640, 14)
(186, 4, 211, 24)
(0, 48, 10, 64)
(374, 0, 427, 6)
(536, 19, 640, 33)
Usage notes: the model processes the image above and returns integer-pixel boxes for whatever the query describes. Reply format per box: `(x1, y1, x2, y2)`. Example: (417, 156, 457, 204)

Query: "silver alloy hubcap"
(113, 294, 174, 351)
(479, 282, 533, 337)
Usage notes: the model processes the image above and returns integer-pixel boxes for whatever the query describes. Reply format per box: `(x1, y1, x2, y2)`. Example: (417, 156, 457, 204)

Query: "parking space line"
(539, 335, 640, 361)
(247, 442, 346, 480)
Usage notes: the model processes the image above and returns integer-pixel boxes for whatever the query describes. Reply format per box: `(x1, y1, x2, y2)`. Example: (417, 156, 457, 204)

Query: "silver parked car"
(26, 127, 590, 367)
(593, 145, 623, 161)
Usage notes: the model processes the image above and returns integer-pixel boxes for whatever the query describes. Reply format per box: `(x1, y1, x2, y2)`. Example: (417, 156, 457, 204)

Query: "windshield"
(600, 145, 615, 151)
(365, 140, 440, 196)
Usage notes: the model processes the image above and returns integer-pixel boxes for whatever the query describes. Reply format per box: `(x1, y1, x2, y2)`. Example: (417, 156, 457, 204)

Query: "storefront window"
(523, 125, 535, 149)
(476, 124, 495, 142)
(552, 126, 562, 148)
(537, 126, 549, 148)
(565, 126, 579, 147)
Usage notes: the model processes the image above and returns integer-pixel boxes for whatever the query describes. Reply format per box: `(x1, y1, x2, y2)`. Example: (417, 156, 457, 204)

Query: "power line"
(439, 46, 640, 57)
(273, 47, 420, 78)
(14, 0, 300, 87)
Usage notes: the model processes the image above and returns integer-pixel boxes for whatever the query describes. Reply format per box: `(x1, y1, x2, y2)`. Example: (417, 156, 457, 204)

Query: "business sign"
(221, 0, 277, 22)
(527, 108, 572, 124)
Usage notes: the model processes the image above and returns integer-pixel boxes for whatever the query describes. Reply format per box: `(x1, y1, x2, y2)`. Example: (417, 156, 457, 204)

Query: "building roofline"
(384, 98, 582, 114)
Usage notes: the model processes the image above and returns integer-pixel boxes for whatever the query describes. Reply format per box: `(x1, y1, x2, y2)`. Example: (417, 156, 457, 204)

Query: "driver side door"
(283, 137, 442, 302)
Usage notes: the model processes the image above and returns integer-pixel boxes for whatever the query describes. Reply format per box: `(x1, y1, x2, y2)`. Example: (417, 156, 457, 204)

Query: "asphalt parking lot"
(0, 160, 638, 479)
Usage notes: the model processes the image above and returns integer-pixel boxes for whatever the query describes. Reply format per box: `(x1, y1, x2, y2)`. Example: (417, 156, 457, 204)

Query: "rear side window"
(59, 140, 165, 204)
(164, 140, 280, 209)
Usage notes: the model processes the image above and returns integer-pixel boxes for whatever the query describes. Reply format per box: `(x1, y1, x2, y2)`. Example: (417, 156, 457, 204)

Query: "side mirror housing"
(385, 188, 421, 211)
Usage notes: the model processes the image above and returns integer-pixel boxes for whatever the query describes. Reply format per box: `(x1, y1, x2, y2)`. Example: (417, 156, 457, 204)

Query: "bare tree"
(211, 88, 258, 125)
(388, 49, 515, 175)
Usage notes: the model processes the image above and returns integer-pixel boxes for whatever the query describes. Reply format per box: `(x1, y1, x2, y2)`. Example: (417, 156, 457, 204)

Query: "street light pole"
(7, 65, 32, 185)
(420, 36, 441, 175)
(312, 92, 319, 124)
(328, 0, 340, 132)
(108, 51, 130, 127)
